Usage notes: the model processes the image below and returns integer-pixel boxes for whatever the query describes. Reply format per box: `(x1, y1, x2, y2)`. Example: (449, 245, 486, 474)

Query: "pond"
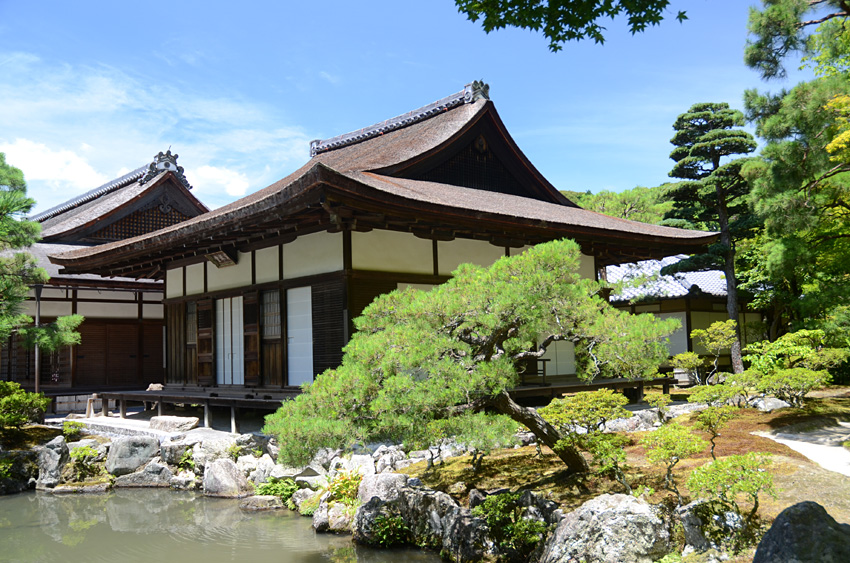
(0, 489, 441, 563)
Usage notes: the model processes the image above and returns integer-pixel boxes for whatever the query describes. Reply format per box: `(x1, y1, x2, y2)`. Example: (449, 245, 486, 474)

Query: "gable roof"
(607, 255, 728, 302)
(34, 150, 208, 244)
(50, 82, 718, 279)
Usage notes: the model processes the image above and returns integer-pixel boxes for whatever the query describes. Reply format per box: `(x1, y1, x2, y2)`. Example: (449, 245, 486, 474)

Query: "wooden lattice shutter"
(243, 292, 260, 387)
(197, 299, 214, 386)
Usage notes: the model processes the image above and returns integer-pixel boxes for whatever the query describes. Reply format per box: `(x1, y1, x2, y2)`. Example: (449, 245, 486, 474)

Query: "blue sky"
(0, 1, 814, 214)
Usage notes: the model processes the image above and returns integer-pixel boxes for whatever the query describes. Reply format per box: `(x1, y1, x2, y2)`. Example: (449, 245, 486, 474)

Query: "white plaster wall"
(541, 340, 576, 376)
(76, 290, 135, 301)
(77, 302, 138, 319)
(438, 239, 506, 275)
(283, 231, 343, 279)
(30, 288, 66, 300)
(255, 246, 280, 283)
(509, 245, 532, 256)
(186, 263, 205, 295)
(206, 251, 253, 291)
(635, 304, 662, 313)
(143, 291, 162, 301)
(658, 311, 688, 356)
(143, 304, 164, 319)
(22, 301, 72, 317)
(353, 231, 433, 274)
(165, 268, 183, 299)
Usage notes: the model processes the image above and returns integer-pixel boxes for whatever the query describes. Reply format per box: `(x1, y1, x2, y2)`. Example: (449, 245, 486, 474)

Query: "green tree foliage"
(0, 381, 51, 428)
(264, 240, 678, 474)
(662, 104, 758, 374)
(471, 492, 548, 559)
(583, 433, 632, 493)
(455, 1, 687, 50)
(68, 445, 102, 482)
(671, 351, 704, 386)
(686, 453, 776, 521)
(746, 0, 850, 79)
(693, 406, 738, 460)
(640, 423, 708, 504)
(565, 185, 673, 225)
(691, 320, 740, 383)
(743, 74, 850, 333)
(0, 153, 83, 350)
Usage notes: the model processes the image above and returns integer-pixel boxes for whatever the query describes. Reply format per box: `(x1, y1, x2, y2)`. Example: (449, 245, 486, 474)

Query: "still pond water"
(0, 489, 442, 563)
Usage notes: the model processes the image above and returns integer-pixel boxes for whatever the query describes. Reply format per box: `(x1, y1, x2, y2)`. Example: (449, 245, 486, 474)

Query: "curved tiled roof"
(607, 255, 728, 302)
(31, 166, 147, 223)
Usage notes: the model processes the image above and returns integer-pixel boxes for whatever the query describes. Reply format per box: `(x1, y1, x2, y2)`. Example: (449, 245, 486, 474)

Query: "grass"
(0, 424, 62, 450)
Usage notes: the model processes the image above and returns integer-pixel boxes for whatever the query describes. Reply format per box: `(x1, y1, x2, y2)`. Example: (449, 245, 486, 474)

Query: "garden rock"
(327, 502, 354, 533)
(468, 488, 486, 509)
(666, 402, 707, 420)
(605, 410, 658, 433)
(752, 397, 790, 412)
(291, 487, 319, 511)
(358, 473, 408, 504)
(0, 450, 39, 494)
(149, 416, 199, 433)
(160, 441, 193, 466)
(105, 436, 159, 477)
(329, 454, 375, 479)
(442, 507, 498, 563)
(675, 499, 743, 554)
(35, 436, 69, 489)
(312, 493, 331, 532)
(236, 454, 259, 475)
(248, 454, 277, 484)
(539, 493, 669, 563)
(239, 495, 284, 511)
(203, 458, 253, 498)
(375, 447, 407, 473)
(114, 458, 173, 488)
(192, 439, 235, 473)
(169, 470, 196, 490)
(753, 501, 850, 563)
(519, 489, 563, 524)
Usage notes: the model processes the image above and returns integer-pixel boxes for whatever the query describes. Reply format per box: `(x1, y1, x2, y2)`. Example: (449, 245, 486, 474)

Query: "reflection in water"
(0, 490, 439, 563)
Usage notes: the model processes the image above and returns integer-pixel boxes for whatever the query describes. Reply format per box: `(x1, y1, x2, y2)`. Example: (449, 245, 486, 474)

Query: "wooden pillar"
(230, 406, 238, 434)
(204, 401, 211, 428)
(157, 400, 163, 417)
(102, 397, 109, 417)
(119, 398, 127, 419)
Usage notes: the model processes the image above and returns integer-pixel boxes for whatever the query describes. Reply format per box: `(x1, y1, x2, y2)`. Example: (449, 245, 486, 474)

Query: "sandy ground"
(755, 421, 850, 477)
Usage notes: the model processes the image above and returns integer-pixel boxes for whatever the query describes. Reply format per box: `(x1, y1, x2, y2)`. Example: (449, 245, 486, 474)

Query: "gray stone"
(249, 454, 277, 484)
(312, 447, 342, 470)
(442, 507, 498, 563)
(35, 436, 69, 489)
(675, 499, 743, 554)
(193, 439, 237, 473)
(236, 454, 259, 475)
(539, 493, 669, 563)
(291, 487, 319, 511)
(312, 493, 331, 532)
(0, 450, 39, 495)
(358, 473, 408, 504)
(468, 488, 486, 509)
(329, 454, 375, 480)
(753, 501, 850, 563)
(160, 442, 192, 466)
(752, 397, 791, 413)
(519, 489, 562, 524)
(149, 416, 199, 433)
(296, 475, 328, 490)
(327, 502, 355, 533)
(375, 448, 407, 473)
(239, 495, 284, 511)
(105, 436, 159, 477)
(114, 458, 173, 488)
(202, 458, 254, 498)
(169, 470, 197, 490)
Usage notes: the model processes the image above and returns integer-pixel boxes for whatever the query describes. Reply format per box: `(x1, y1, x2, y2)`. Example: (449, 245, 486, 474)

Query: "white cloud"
(0, 51, 315, 213)
(319, 71, 340, 84)
(193, 165, 251, 197)
(0, 139, 107, 191)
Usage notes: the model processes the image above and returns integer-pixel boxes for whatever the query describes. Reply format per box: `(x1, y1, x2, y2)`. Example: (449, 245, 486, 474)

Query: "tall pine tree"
(662, 103, 757, 373)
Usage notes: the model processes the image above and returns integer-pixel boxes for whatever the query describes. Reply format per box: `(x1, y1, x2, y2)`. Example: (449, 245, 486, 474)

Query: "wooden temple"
(2, 151, 208, 400)
(50, 82, 717, 405)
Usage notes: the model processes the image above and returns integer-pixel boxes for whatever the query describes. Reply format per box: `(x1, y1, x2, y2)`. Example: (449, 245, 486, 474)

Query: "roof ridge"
(309, 80, 490, 157)
(30, 150, 192, 223)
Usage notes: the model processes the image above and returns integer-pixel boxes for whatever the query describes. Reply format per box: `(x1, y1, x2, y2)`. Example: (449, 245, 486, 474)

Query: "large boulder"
(239, 495, 284, 511)
(675, 499, 744, 554)
(358, 473, 408, 504)
(149, 416, 199, 433)
(35, 436, 69, 489)
(114, 458, 173, 488)
(441, 507, 498, 562)
(539, 494, 669, 563)
(0, 450, 39, 494)
(105, 436, 159, 477)
(329, 454, 376, 480)
(753, 501, 850, 563)
(202, 458, 253, 498)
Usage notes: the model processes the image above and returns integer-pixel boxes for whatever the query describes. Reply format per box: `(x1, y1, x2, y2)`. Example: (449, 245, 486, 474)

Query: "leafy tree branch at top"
(455, 0, 687, 50)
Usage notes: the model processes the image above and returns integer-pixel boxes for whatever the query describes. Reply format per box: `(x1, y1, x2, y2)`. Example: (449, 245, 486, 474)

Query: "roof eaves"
(309, 81, 490, 156)
(30, 166, 147, 222)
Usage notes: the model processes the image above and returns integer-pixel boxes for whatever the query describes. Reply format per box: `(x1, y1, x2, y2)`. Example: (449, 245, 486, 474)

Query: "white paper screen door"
(215, 296, 244, 385)
(286, 286, 313, 386)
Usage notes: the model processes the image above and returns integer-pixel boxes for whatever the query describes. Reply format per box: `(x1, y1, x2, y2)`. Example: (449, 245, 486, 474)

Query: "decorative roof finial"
(140, 149, 193, 190)
(463, 81, 489, 103)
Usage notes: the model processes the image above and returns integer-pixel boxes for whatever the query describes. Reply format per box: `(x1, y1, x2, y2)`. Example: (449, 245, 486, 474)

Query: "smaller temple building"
(2, 151, 208, 394)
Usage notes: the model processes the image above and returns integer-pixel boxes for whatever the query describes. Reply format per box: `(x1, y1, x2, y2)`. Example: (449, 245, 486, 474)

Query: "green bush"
(693, 405, 738, 460)
(327, 469, 362, 507)
(686, 452, 776, 521)
(63, 420, 85, 441)
(757, 367, 831, 408)
(177, 449, 195, 472)
(471, 492, 548, 559)
(645, 393, 671, 423)
(299, 492, 322, 516)
(0, 381, 50, 428)
(256, 477, 298, 503)
(69, 445, 102, 482)
(371, 514, 410, 547)
(640, 423, 707, 505)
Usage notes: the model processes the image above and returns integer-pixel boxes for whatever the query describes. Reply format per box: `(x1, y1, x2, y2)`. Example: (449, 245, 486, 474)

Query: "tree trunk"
(716, 191, 745, 374)
(489, 390, 589, 474)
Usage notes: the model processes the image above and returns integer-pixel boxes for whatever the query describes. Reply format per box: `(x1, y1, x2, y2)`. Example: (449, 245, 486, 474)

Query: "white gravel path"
(755, 421, 850, 477)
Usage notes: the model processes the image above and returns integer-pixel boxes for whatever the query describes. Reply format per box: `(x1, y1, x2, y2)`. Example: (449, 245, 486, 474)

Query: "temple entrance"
(286, 287, 313, 386)
(215, 296, 244, 385)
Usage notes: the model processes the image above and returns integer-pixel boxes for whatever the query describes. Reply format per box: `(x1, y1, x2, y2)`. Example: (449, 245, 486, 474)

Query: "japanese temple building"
(51, 82, 717, 393)
(3, 151, 208, 395)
